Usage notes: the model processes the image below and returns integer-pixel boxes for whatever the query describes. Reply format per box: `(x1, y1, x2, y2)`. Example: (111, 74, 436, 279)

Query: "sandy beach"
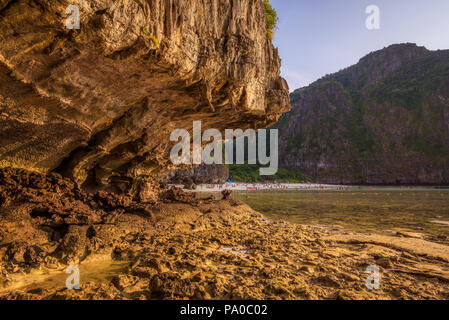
(179, 183, 351, 192)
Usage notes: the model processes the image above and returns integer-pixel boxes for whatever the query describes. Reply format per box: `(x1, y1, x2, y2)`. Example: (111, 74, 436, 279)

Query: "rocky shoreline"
(0, 168, 448, 300)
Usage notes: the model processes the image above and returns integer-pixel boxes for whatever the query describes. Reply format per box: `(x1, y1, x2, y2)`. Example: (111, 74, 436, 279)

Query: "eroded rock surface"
(0, 0, 293, 299)
(0, 0, 289, 191)
(1, 170, 448, 300)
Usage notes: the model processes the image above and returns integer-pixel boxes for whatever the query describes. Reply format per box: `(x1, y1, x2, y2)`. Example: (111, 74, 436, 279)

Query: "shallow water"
(235, 188, 449, 237)
(2, 259, 129, 293)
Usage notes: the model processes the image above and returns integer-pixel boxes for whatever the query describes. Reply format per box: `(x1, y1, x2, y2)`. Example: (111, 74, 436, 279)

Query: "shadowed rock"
(0, 0, 290, 192)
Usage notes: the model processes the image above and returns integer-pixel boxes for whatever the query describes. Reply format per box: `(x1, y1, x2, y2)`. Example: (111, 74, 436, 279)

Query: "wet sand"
(1, 198, 448, 300)
(1, 169, 448, 300)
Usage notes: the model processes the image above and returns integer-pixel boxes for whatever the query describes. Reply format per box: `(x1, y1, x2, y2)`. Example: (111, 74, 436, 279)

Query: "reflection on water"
(2, 259, 129, 293)
(235, 188, 449, 237)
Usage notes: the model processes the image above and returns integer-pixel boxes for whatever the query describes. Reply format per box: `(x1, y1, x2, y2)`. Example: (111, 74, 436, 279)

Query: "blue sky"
(270, 0, 449, 91)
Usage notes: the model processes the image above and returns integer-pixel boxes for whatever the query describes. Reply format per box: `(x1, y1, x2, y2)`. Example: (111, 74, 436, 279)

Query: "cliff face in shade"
(0, 0, 289, 193)
(166, 163, 229, 186)
(277, 44, 449, 185)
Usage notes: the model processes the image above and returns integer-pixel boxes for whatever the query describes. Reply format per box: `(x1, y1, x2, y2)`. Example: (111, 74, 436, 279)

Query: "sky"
(270, 0, 449, 91)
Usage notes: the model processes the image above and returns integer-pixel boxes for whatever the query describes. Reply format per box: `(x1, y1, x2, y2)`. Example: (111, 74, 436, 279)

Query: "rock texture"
(0, 0, 289, 192)
(0, 1, 293, 300)
(1, 172, 448, 300)
(277, 44, 449, 184)
(166, 163, 229, 186)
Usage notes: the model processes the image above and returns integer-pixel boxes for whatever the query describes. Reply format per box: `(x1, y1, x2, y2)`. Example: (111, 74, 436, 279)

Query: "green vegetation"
(274, 45, 449, 184)
(142, 27, 160, 47)
(367, 52, 449, 159)
(289, 89, 302, 104)
(149, 35, 159, 47)
(343, 101, 375, 154)
(229, 164, 311, 183)
(263, 0, 278, 41)
(310, 47, 449, 160)
(142, 26, 150, 35)
(404, 133, 447, 160)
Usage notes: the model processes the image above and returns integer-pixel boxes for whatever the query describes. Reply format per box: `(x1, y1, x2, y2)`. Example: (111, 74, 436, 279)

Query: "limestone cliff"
(166, 163, 229, 186)
(277, 44, 449, 184)
(0, 0, 289, 194)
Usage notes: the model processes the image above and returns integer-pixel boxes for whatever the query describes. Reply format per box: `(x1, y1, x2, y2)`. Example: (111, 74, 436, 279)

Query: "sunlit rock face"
(0, 0, 290, 191)
(278, 44, 449, 185)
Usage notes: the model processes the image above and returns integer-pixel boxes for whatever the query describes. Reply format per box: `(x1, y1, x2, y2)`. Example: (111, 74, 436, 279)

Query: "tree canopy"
(264, 0, 278, 40)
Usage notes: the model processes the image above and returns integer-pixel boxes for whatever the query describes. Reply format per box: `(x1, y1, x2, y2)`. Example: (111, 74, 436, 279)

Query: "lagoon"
(235, 188, 449, 239)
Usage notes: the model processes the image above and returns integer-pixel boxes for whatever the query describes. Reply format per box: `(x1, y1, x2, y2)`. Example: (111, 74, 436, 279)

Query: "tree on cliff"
(264, 0, 278, 40)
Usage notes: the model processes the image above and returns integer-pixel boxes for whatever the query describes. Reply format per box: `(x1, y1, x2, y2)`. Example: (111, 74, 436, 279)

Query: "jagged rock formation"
(0, 0, 289, 193)
(277, 44, 449, 184)
(0, 0, 290, 295)
(1, 168, 448, 300)
(166, 163, 229, 186)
